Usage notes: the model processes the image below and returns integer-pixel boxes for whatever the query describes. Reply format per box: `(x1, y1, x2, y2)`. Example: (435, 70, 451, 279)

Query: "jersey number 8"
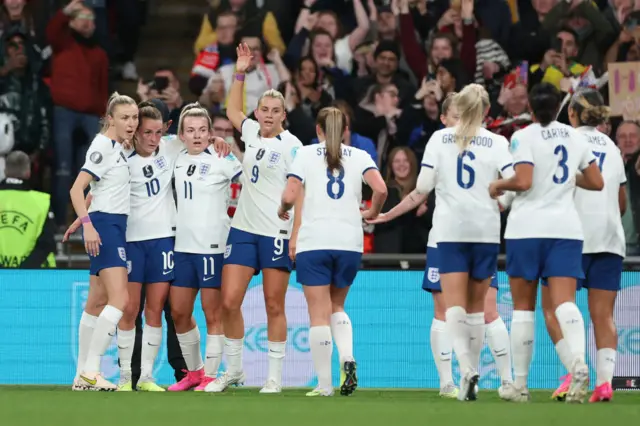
(326, 167, 345, 199)
(456, 151, 475, 189)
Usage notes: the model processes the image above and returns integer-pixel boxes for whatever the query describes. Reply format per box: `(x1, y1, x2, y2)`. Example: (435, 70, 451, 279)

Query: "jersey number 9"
(251, 165, 259, 183)
(456, 151, 475, 189)
(553, 145, 569, 184)
(326, 167, 345, 199)
(145, 178, 160, 197)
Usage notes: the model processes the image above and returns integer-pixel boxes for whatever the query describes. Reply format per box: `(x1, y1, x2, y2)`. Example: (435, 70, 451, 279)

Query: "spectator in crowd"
(189, 10, 238, 97)
(617, 120, 640, 255)
(530, 27, 587, 90)
(285, 0, 370, 74)
(373, 146, 427, 254)
(293, 56, 333, 120)
(508, 0, 556, 63)
(353, 40, 415, 106)
(47, 0, 108, 230)
(137, 66, 185, 134)
(215, 32, 288, 113)
(194, 0, 285, 55)
(486, 79, 532, 139)
(543, 0, 614, 72)
(0, 150, 56, 268)
(0, 27, 50, 164)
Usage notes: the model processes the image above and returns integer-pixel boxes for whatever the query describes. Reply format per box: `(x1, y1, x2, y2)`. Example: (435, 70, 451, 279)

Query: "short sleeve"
(240, 118, 261, 142)
(360, 150, 378, 176)
(421, 134, 439, 170)
(287, 149, 305, 183)
(223, 153, 243, 181)
(285, 138, 303, 168)
(496, 136, 514, 178)
(81, 138, 114, 181)
(579, 142, 597, 171)
(510, 130, 533, 167)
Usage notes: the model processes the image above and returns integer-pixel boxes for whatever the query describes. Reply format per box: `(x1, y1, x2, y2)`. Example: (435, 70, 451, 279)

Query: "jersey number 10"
(145, 178, 160, 197)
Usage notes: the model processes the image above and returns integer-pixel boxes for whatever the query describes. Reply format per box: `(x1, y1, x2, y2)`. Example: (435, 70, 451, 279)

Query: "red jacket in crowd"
(46, 11, 109, 116)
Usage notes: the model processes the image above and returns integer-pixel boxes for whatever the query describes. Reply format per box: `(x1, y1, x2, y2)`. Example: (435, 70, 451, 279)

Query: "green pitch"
(1, 387, 639, 426)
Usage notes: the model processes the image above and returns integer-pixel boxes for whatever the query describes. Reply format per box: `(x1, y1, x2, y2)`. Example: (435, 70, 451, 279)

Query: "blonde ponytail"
(317, 107, 346, 172)
(453, 84, 489, 152)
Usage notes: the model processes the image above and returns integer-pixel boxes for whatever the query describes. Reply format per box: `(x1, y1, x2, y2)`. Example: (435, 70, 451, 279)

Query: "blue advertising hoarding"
(0, 269, 639, 388)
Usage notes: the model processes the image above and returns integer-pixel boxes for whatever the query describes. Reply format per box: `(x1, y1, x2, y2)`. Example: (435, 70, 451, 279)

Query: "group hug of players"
(65, 43, 623, 403)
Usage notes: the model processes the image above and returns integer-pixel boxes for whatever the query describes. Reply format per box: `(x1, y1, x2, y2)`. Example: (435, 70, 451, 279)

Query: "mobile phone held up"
(150, 76, 169, 93)
(551, 36, 563, 53)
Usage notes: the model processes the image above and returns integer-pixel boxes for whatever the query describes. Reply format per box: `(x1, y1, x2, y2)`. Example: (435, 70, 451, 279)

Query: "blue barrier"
(0, 270, 639, 388)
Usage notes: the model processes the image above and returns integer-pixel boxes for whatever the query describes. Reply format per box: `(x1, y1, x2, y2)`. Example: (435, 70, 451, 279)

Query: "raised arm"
(226, 44, 252, 131)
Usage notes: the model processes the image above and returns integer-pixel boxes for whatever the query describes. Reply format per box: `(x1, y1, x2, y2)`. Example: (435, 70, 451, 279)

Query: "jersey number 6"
(456, 151, 475, 189)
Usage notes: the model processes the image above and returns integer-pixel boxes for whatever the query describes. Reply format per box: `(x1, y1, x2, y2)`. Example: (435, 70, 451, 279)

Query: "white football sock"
(267, 341, 286, 385)
(430, 319, 453, 387)
(467, 312, 485, 371)
(176, 327, 204, 372)
(224, 337, 244, 376)
(445, 306, 472, 373)
(310, 326, 333, 390)
(596, 348, 616, 386)
(116, 327, 135, 377)
(555, 302, 586, 365)
(140, 324, 162, 379)
(554, 339, 573, 373)
(330, 312, 354, 364)
(84, 305, 123, 373)
(205, 334, 224, 378)
(511, 310, 534, 389)
(76, 312, 97, 379)
(486, 317, 513, 383)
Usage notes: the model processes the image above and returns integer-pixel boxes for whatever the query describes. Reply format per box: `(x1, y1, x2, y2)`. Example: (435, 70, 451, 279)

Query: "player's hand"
(83, 223, 102, 257)
(489, 180, 504, 199)
(235, 43, 253, 74)
(362, 209, 381, 221)
(416, 202, 428, 217)
(277, 206, 290, 220)
(63, 218, 82, 242)
(211, 136, 231, 157)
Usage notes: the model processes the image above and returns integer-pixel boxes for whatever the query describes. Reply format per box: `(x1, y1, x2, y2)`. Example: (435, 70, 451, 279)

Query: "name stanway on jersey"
(81, 134, 130, 215)
(232, 118, 303, 239)
(505, 121, 596, 240)
(174, 148, 242, 254)
(289, 143, 377, 253)
(125, 136, 183, 242)
(422, 126, 513, 244)
(574, 127, 626, 256)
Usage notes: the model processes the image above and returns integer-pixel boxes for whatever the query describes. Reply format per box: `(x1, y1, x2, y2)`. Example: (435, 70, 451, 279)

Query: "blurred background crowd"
(3, 0, 640, 264)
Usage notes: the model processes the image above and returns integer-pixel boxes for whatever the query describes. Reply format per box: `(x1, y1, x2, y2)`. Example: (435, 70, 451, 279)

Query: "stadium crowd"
(2, 0, 640, 258)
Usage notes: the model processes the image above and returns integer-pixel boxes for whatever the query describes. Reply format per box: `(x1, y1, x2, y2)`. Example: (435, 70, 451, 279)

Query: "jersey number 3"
(456, 151, 475, 189)
(553, 145, 569, 184)
(326, 167, 345, 199)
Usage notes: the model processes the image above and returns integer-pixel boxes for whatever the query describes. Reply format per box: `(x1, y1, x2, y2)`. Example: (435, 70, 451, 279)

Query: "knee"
(542, 306, 556, 325)
(589, 305, 614, 325)
(170, 306, 191, 328)
(144, 305, 163, 325)
(221, 291, 243, 314)
(265, 297, 285, 318)
(123, 298, 139, 321)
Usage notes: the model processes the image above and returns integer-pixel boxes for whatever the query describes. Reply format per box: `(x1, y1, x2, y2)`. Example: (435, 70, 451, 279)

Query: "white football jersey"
(174, 148, 242, 254)
(232, 118, 303, 239)
(505, 121, 596, 240)
(574, 127, 626, 256)
(81, 134, 130, 215)
(422, 126, 513, 244)
(125, 137, 183, 242)
(289, 143, 377, 253)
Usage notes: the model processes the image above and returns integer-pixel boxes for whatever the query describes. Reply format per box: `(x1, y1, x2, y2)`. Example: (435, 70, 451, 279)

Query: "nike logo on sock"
(108, 333, 115, 337)
(206, 355, 218, 359)
(440, 352, 451, 356)
(118, 346, 127, 349)
(147, 343, 159, 347)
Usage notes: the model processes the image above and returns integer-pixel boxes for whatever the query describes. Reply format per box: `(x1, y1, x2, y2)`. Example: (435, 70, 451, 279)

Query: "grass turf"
(0, 387, 638, 426)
